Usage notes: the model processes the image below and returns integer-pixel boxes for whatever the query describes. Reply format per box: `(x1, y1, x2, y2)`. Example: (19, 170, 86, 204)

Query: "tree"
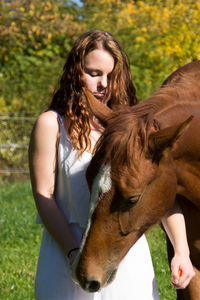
(0, 0, 85, 111)
(0, 0, 85, 179)
(82, 0, 200, 100)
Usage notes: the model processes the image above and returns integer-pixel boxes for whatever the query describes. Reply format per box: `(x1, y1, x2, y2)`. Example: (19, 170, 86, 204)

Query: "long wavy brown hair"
(49, 29, 138, 154)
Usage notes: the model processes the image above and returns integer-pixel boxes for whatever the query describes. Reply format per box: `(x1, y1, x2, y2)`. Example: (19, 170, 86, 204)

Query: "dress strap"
(49, 110, 64, 127)
(49, 110, 71, 145)
(57, 112, 63, 125)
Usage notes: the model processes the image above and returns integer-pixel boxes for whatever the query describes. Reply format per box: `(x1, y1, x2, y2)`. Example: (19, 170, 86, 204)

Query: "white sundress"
(35, 111, 160, 300)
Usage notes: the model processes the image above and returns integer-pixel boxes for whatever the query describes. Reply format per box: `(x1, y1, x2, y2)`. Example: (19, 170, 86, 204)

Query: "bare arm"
(161, 201, 195, 289)
(29, 111, 79, 257)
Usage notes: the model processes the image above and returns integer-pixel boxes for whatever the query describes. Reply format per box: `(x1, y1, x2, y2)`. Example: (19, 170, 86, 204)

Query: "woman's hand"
(161, 200, 196, 290)
(171, 253, 195, 289)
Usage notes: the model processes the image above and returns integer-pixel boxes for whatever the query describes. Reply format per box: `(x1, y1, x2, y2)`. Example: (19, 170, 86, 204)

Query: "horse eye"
(126, 194, 140, 206)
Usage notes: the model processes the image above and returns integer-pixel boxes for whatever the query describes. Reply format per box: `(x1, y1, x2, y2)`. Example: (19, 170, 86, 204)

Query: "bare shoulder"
(29, 111, 61, 194)
(35, 111, 59, 133)
(30, 111, 61, 150)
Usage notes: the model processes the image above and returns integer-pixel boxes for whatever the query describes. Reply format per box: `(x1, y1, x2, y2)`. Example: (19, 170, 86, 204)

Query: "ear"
(148, 116, 193, 159)
(83, 87, 113, 127)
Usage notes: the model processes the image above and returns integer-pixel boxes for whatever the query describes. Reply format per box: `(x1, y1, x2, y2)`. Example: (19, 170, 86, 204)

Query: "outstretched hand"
(171, 253, 195, 289)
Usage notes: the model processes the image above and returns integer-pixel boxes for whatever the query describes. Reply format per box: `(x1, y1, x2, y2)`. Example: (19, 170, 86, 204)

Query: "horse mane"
(94, 109, 157, 171)
(94, 73, 200, 171)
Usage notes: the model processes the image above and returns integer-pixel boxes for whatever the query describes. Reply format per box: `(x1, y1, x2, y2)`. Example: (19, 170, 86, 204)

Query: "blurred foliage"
(0, 0, 85, 110)
(0, 0, 85, 179)
(1, 0, 200, 180)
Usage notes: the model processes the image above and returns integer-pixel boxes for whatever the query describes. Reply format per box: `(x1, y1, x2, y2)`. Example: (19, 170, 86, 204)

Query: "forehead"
(92, 164, 112, 194)
(84, 49, 114, 73)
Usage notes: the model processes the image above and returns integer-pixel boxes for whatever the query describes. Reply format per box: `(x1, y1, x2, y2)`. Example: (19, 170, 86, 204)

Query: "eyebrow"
(84, 67, 101, 73)
(84, 66, 113, 75)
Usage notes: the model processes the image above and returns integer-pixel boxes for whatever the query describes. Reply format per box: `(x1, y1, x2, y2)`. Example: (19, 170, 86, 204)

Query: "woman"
(29, 30, 194, 299)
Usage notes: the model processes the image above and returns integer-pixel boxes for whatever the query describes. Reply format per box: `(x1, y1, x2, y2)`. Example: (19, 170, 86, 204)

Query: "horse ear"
(148, 116, 193, 160)
(83, 88, 113, 127)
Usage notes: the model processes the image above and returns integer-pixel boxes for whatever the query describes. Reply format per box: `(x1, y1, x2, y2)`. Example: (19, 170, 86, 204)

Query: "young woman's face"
(82, 49, 115, 103)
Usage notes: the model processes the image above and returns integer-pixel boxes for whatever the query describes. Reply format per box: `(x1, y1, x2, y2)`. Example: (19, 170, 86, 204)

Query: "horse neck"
(140, 80, 200, 128)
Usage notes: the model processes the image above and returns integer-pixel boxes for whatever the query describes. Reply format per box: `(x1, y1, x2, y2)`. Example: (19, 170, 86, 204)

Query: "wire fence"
(0, 112, 37, 184)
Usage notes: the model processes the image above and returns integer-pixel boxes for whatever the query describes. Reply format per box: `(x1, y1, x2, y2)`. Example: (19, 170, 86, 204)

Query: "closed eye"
(120, 194, 140, 212)
(126, 194, 141, 206)
(90, 72, 100, 77)
(84, 67, 101, 77)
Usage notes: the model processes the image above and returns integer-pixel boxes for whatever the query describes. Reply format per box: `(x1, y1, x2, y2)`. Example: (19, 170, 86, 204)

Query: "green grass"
(146, 226, 176, 299)
(0, 182, 176, 299)
(0, 182, 42, 300)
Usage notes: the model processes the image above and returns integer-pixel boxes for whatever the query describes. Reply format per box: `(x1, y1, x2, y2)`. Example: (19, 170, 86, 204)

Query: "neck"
(90, 116, 104, 133)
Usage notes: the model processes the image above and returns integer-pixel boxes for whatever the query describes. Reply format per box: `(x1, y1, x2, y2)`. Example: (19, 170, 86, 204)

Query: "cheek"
(119, 210, 132, 236)
(83, 75, 97, 91)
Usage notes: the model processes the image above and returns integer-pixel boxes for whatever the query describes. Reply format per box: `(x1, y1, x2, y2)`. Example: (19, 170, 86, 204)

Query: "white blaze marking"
(71, 163, 112, 283)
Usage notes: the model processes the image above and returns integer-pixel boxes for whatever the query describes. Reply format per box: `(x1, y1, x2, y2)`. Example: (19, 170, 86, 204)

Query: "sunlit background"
(1, 1, 198, 299)
(1, 0, 200, 183)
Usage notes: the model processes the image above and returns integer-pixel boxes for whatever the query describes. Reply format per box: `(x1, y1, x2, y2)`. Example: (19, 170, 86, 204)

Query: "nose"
(83, 278, 101, 292)
(98, 76, 107, 89)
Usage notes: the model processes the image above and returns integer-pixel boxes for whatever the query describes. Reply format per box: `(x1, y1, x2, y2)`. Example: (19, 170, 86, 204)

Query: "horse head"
(71, 88, 193, 292)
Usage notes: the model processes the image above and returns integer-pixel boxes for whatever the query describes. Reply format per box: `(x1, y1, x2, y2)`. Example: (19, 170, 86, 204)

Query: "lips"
(93, 93, 105, 99)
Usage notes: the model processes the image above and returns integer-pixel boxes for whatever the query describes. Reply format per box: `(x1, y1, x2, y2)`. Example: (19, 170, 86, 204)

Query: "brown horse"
(72, 61, 200, 299)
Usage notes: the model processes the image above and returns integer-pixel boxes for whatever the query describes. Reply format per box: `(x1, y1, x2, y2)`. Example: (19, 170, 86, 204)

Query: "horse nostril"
(85, 279, 100, 292)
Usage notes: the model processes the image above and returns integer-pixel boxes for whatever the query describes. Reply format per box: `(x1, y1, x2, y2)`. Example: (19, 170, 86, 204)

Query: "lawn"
(0, 181, 176, 299)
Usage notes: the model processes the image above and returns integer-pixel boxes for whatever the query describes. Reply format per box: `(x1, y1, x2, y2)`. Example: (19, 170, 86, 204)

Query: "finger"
(171, 270, 184, 288)
(171, 278, 179, 286)
(173, 279, 190, 290)
(171, 270, 180, 285)
(172, 275, 191, 289)
(171, 262, 180, 281)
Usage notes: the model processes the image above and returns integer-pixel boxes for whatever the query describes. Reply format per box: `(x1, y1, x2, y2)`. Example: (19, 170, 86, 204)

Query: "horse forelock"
(94, 110, 157, 176)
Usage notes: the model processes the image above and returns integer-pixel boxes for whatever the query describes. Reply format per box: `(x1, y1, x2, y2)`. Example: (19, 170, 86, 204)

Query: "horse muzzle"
(78, 268, 117, 292)
(79, 276, 101, 292)
(72, 256, 118, 292)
